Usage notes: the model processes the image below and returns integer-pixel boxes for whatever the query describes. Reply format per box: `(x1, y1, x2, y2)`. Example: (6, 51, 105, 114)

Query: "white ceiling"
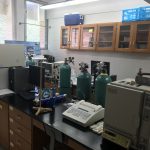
(30, 0, 150, 5)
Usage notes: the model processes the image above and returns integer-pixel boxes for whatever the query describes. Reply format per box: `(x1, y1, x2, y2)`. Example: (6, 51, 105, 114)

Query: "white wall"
(46, 0, 150, 79)
(14, 0, 25, 40)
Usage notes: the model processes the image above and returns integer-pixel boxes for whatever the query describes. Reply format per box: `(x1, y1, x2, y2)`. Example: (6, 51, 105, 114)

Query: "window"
(0, 0, 13, 43)
(26, 1, 47, 49)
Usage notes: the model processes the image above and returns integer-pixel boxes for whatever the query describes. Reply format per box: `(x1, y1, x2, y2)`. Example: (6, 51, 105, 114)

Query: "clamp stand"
(33, 61, 52, 116)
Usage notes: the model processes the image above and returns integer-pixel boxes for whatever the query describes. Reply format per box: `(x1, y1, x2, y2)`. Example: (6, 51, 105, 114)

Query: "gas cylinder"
(26, 54, 35, 67)
(95, 71, 111, 107)
(59, 58, 71, 95)
(76, 63, 91, 100)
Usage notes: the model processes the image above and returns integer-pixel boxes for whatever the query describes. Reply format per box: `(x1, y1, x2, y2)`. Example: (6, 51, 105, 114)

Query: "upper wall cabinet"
(80, 24, 97, 50)
(116, 21, 150, 52)
(115, 22, 134, 52)
(60, 26, 70, 49)
(60, 21, 150, 53)
(60, 26, 80, 49)
(133, 21, 150, 52)
(96, 23, 117, 51)
(70, 26, 81, 49)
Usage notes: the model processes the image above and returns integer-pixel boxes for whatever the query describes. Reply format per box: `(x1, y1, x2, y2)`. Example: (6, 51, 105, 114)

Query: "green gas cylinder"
(95, 73, 111, 107)
(59, 59, 71, 95)
(26, 60, 35, 67)
(76, 63, 91, 100)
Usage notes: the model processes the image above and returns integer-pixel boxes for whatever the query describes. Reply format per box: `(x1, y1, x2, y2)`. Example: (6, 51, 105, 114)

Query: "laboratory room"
(0, 0, 150, 150)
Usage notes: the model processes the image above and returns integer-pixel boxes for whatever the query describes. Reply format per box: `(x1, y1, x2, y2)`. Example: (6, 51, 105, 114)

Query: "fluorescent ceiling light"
(40, 0, 99, 10)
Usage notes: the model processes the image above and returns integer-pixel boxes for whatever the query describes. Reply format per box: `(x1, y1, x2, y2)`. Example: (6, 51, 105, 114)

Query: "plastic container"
(122, 8, 140, 22)
(139, 6, 150, 21)
(64, 14, 84, 26)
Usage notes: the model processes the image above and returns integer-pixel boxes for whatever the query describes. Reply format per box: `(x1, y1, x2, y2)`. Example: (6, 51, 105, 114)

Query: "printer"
(103, 78, 150, 150)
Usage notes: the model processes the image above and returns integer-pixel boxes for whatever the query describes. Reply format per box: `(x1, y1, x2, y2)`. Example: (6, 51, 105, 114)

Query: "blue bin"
(64, 14, 84, 26)
(122, 8, 140, 22)
(139, 6, 150, 21)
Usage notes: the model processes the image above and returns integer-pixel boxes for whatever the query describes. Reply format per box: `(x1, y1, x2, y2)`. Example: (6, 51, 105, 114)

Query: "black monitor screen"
(29, 65, 45, 89)
(91, 60, 110, 76)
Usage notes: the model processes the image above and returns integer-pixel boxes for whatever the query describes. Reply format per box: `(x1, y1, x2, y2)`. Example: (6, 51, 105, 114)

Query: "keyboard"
(67, 107, 91, 120)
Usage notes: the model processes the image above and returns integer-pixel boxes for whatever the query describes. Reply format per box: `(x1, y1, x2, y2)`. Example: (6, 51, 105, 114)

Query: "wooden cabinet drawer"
(9, 106, 31, 130)
(0, 101, 9, 150)
(64, 137, 87, 150)
(10, 129, 31, 150)
(9, 118, 31, 143)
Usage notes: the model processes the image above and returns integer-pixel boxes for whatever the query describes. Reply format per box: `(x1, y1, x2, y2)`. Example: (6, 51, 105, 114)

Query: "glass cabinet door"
(70, 26, 80, 49)
(60, 26, 70, 49)
(116, 23, 133, 51)
(134, 22, 150, 52)
(97, 23, 116, 51)
(80, 25, 97, 50)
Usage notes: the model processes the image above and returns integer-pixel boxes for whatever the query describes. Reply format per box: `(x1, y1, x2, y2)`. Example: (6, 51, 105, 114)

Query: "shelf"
(99, 31, 113, 34)
(137, 30, 149, 32)
(98, 41, 112, 43)
(120, 30, 130, 33)
(136, 41, 148, 43)
(119, 41, 129, 43)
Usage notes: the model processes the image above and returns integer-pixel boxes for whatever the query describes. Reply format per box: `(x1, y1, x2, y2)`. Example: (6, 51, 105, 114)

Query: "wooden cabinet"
(96, 23, 117, 51)
(116, 21, 150, 52)
(60, 26, 70, 49)
(60, 26, 80, 49)
(133, 21, 150, 52)
(80, 24, 97, 50)
(0, 101, 9, 150)
(70, 26, 81, 49)
(9, 106, 32, 150)
(115, 22, 134, 52)
(60, 21, 150, 53)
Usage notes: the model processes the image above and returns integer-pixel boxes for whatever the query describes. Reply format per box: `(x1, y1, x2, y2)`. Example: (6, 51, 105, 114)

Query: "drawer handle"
(10, 142, 14, 148)
(16, 115, 21, 120)
(0, 104, 3, 110)
(10, 129, 14, 135)
(16, 140, 21, 146)
(16, 128, 22, 133)
(9, 106, 14, 111)
(9, 118, 14, 123)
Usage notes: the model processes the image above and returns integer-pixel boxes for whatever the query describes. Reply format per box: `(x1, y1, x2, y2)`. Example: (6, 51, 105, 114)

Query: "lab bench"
(0, 94, 129, 150)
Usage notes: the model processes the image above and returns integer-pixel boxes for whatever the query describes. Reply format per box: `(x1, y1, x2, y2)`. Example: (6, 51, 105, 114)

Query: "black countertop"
(0, 94, 128, 150)
(0, 94, 102, 150)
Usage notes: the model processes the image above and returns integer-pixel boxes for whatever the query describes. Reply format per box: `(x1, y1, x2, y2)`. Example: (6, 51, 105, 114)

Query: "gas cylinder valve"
(79, 62, 89, 72)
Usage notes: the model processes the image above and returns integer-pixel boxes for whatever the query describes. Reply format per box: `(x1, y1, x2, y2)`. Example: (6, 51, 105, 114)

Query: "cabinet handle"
(9, 118, 14, 123)
(10, 129, 14, 135)
(10, 142, 14, 148)
(0, 104, 3, 110)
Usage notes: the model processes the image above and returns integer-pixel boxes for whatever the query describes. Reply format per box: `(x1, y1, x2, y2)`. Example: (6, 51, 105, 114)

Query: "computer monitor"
(91, 60, 110, 76)
(29, 65, 45, 89)
(91, 60, 110, 85)
(9, 67, 34, 93)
